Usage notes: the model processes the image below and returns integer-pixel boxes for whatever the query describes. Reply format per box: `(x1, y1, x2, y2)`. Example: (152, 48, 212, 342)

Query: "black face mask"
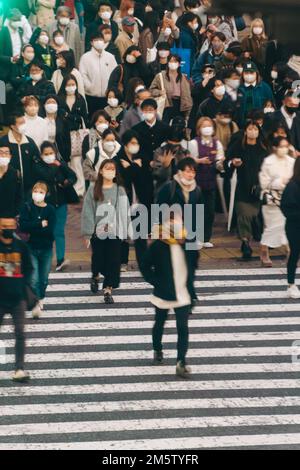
(285, 106, 298, 115)
(1, 229, 14, 239)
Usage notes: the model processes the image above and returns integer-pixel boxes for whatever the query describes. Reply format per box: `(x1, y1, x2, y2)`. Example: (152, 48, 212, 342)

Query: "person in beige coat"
(150, 53, 193, 123)
(115, 16, 138, 61)
(36, 0, 55, 28)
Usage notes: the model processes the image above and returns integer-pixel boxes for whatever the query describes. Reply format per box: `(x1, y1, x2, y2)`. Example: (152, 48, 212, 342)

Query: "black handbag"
(63, 185, 80, 204)
(25, 285, 39, 311)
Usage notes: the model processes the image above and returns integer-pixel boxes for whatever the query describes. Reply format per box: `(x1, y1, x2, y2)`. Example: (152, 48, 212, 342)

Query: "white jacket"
(52, 67, 86, 98)
(259, 153, 295, 196)
(83, 140, 121, 182)
(79, 48, 117, 98)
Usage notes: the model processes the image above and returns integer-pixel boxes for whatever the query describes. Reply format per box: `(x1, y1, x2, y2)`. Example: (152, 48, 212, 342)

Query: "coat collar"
(8, 130, 29, 145)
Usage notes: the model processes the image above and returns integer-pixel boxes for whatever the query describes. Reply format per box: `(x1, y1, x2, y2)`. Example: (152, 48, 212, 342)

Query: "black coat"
(265, 110, 300, 152)
(132, 120, 170, 165)
(18, 77, 56, 103)
(10, 60, 31, 92)
(58, 94, 89, 131)
(0, 167, 22, 217)
(140, 240, 195, 302)
(32, 159, 77, 207)
(0, 134, 41, 196)
(113, 147, 153, 208)
(108, 59, 152, 95)
(0, 26, 15, 81)
(281, 180, 300, 228)
(85, 18, 119, 51)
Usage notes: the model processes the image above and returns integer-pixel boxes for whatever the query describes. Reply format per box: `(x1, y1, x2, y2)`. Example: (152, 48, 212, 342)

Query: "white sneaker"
(121, 264, 128, 272)
(32, 302, 42, 319)
(12, 370, 30, 382)
(203, 242, 214, 248)
(287, 285, 300, 299)
(39, 300, 44, 310)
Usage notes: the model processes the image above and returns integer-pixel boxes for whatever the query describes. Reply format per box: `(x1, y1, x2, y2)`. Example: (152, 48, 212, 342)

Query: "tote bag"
(155, 73, 167, 118)
(70, 118, 89, 157)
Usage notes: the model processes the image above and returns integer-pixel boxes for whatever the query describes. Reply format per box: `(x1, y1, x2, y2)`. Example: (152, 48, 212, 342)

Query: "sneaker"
(39, 300, 44, 310)
(104, 292, 114, 304)
(153, 350, 164, 365)
(203, 242, 214, 248)
(55, 259, 70, 272)
(241, 240, 252, 260)
(32, 301, 42, 319)
(176, 361, 191, 378)
(90, 277, 99, 294)
(121, 264, 128, 272)
(287, 284, 300, 299)
(12, 370, 30, 383)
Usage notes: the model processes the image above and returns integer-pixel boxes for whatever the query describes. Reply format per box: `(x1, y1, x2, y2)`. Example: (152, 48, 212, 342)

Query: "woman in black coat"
(281, 157, 300, 299)
(107, 45, 152, 99)
(32, 141, 77, 271)
(43, 95, 71, 163)
(57, 73, 88, 131)
(17, 60, 56, 103)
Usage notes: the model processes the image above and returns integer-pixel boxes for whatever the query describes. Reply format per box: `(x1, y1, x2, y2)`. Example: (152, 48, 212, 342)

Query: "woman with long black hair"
(150, 53, 192, 124)
(81, 159, 131, 304)
(281, 157, 300, 299)
(52, 50, 85, 97)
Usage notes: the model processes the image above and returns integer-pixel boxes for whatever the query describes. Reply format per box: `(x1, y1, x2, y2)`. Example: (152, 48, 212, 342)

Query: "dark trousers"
(162, 98, 184, 124)
(0, 301, 26, 370)
(91, 237, 122, 289)
(202, 189, 216, 242)
(86, 95, 107, 119)
(286, 224, 300, 284)
(153, 305, 190, 363)
(121, 238, 148, 269)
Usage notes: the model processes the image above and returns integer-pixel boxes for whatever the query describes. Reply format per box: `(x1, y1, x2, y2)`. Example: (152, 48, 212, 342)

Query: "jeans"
(30, 248, 53, 300)
(0, 301, 26, 370)
(152, 305, 190, 363)
(54, 204, 68, 262)
(202, 189, 216, 242)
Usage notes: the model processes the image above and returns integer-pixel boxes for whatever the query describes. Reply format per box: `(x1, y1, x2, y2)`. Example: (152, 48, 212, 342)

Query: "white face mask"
(101, 11, 112, 20)
(32, 192, 45, 203)
(277, 147, 289, 158)
(180, 175, 194, 186)
(30, 73, 42, 82)
(190, 8, 199, 14)
(201, 126, 214, 137)
(191, 22, 199, 31)
(244, 73, 256, 84)
(236, 67, 244, 75)
(0, 157, 10, 167)
(214, 85, 226, 97)
(59, 17, 70, 26)
(45, 103, 58, 114)
(271, 70, 278, 80)
(96, 123, 109, 134)
(209, 17, 218, 25)
(43, 154, 56, 164)
(134, 85, 144, 93)
(39, 35, 49, 45)
(168, 62, 179, 71)
(164, 27, 172, 36)
(24, 52, 35, 62)
(253, 26, 263, 35)
(10, 21, 22, 29)
(143, 112, 155, 122)
(54, 36, 64, 46)
(226, 79, 240, 90)
(127, 8, 134, 15)
(93, 40, 105, 51)
(264, 107, 275, 114)
(126, 55, 137, 64)
(102, 170, 116, 180)
(65, 85, 76, 95)
(128, 143, 140, 154)
(103, 141, 115, 152)
(107, 97, 119, 108)
(219, 117, 231, 124)
(158, 50, 169, 58)
(145, 5, 152, 12)
(17, 124, 27, 135)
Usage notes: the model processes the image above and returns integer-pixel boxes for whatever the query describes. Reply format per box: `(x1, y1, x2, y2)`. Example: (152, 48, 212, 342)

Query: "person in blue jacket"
(191, 32, 226, 85)
(236, 62, 274, 127)
(178, 12, 200, 74)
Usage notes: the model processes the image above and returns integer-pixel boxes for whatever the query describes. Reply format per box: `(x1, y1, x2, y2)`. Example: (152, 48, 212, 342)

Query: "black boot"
(241, 240, 252, 260)
(90, 277, 99, 293)
(153, 350, 164, 364)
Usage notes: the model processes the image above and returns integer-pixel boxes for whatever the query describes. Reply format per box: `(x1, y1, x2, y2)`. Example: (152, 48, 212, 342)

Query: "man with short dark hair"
(85, 1, 119, 51)
(0, 144, 21, 218)
(192, 31, 227, 84)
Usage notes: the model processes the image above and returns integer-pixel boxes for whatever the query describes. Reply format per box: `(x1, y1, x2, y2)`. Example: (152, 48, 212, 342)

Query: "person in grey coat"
(47, 6, 82, 66)
(119, 88, 151, 137)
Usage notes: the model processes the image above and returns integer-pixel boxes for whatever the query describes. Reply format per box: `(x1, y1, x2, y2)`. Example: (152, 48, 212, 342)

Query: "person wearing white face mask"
(51, 50, 86, 98)
(18, 60, 55, 103)
(237, 62, 274, 127)
(50, 30, 70, 55)
(19, 181, 56, 319)
(82, 110, 112, 175)
(150, 54, 192, 124)
(23, 95, 49, 149)
(32, 141, 77, 272)
(43, 95, 71, 163)
(224, 68, 241, 102)
(0, 8, 32, 83)
(114, 15, 139, 59)
(79, 32, 118, 117)
(178, 12, 200, 74)
(0, 111, 41, 198)
(104, 87, 125, 131)
(10, 45, 36, 95)
(197, 78, 233, 120)
(0, 144, 21, 219)
(47, 6, 82, 66)
(83, 129, 121, 183)
(259, 137, 295, 267)
(82, 159, 131, 303)
(85, 1, 119, 51)
(29, 28, 55, 79)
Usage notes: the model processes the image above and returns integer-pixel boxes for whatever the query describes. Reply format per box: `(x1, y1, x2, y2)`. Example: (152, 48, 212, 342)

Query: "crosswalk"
(0, 267, 300, 450)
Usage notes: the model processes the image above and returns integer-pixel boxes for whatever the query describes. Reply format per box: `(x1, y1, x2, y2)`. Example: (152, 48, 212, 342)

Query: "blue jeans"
(54, 204, 68, 263)
(30, 248, 53, 300)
